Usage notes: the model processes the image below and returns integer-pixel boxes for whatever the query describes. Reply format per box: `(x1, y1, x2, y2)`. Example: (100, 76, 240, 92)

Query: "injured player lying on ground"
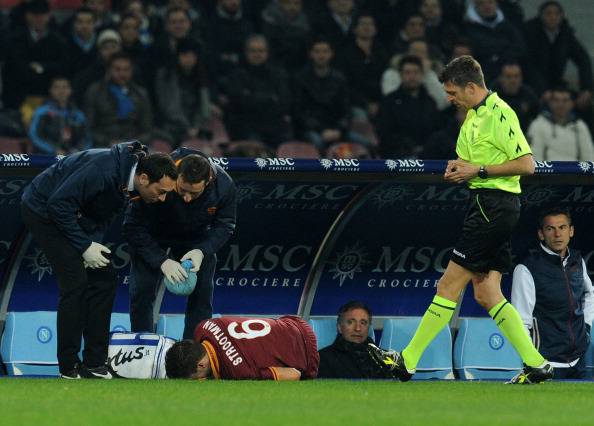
(107, 316, 320, 380)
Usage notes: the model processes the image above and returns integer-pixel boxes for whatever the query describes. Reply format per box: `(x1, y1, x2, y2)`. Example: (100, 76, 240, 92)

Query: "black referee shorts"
(450, 189, 521, 274)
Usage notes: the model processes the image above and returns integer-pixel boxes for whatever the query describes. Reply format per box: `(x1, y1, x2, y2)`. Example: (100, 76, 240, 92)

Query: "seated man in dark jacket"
(123, 148, 237, 339)
(318, 301, 396, 379)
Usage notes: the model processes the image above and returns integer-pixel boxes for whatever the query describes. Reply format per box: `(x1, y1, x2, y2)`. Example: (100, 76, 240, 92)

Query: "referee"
(373, 56, 553, 384)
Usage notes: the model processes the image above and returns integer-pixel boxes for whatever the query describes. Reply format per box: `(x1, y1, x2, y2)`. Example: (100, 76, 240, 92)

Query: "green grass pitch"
(1, 379, 593, 425)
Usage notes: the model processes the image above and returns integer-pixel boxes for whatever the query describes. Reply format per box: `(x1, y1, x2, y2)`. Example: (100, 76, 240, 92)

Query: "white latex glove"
(161, 259, 188, 283)
(82, 242, 111, 269)
(181, 249, 204, 272)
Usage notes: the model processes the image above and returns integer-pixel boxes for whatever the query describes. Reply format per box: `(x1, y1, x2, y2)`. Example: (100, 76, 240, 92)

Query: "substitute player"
(370, 56, 553, 384)
(165, 316, 319, 380)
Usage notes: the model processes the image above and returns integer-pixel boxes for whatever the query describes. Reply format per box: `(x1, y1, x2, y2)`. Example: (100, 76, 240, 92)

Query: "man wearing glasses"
(123, 148, 237, 338)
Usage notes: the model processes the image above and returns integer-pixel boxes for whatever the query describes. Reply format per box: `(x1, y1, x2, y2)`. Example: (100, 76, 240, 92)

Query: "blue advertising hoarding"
(1, 155, 593, 320)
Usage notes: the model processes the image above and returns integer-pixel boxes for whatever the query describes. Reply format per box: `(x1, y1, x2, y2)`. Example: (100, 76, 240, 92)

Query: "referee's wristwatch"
(478, 165, 489, 179)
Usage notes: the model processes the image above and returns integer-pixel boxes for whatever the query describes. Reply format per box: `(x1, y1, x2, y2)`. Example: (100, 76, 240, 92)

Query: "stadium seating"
(0, 137, 24, 154)
(156, 314, 185, 340)
(276, 141, 320, 159)
(326, 142, 372, 159)
(0, 311, 132, 376)
(307, 318, 375, 350)
(224, 140, 273, 157)
(380, 317, 455, 380)
(0, 0, 20, 9)
(453, 318, 523, 380)
(110, 312, 131, 333)
(350, 119, 379, 147)
(1, 311, 59, 375)
(181, 139, 224, 157)
(156, 313, 221, 341)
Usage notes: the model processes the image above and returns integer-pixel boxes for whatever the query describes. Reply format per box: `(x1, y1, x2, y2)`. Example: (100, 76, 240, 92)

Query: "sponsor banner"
(4, 154, 594, 175)
(8, 179, 363, 315)
(3, 163, 593, 318)
(202, 179, 364, 314)
(7, 216, 133, 312)
(0, 176, 33, 284)
(310, 182, 594, 317)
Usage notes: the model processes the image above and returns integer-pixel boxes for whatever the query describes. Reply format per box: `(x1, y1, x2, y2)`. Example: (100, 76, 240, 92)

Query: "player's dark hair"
(398, 54, 423, 73)
(178, 154, 211, 184)
(439, 55, 486, 88)
(136, 153, 178, 183)
(337, 300, 372, 324)
(538, 206, 572, 229)
(165, 340, 206, 379)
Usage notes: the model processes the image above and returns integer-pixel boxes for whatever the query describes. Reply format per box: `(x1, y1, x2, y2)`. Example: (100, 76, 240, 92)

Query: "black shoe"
(80, 364, 113, 379)
(60, 363, 82, 379)
(367, 343, 415, 382)
(391, 351, 415, 382)
(506, 362, 554, 384)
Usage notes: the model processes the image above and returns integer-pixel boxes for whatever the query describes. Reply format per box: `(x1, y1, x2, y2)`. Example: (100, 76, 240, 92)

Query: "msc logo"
(371, 185, 413, 209)
(25, 248, 53, 281)
(488, 333, 505, 350)
(236, 182, 262, 203)
(534, 160, 554, 173)
(112, 325, 128, 333)
(578, 161, 594, 173)
(319, 159, 360, 171)
(254, 158, 295, 170)
(37, 326, 53, 344)
(0, 179, 28, 196)
(327, 242, 368, 286)
(521, 185, 559, 208)
(0, 153, 30, 163)
(209, 157, 229, 167)
(384, 159, 424, 172)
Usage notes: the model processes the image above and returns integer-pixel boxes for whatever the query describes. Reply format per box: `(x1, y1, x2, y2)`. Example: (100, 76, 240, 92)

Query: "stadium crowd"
(1, 0, 593, 160)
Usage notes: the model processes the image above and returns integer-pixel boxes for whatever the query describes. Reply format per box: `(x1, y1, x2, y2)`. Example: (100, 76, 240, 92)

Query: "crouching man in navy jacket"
(512, 206, 594, 379)
(123, 148, 237, 339)
(21, 141, 178, 379)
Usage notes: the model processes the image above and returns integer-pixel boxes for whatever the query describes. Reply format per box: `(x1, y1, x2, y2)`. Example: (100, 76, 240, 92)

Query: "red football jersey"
(193, 316, 319, 380)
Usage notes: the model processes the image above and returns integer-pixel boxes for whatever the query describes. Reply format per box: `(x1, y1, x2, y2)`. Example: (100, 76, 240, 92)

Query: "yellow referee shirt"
(456, 92, 532, 194)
